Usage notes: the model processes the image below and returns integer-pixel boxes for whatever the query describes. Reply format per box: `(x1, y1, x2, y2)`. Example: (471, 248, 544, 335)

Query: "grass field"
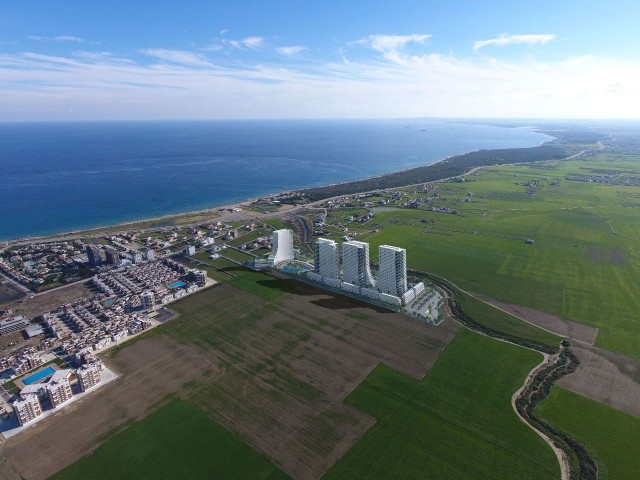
(536, 387, 640, 480)
(455, 287, 561, 348)
(51, 399, 289, 480)
(361, 156, 640, 358)
(324, 329, 559, 480)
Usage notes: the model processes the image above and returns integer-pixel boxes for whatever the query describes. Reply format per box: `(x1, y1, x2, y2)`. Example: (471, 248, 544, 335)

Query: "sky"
(1, 0, 639, 121)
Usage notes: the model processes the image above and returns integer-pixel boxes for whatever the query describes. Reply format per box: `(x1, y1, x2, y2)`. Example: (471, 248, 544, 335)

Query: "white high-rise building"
(314, 238, 339, 279)
(377, 245, 407, 296)
(269, 229, 294, 265)
(342, 241, 375, 287)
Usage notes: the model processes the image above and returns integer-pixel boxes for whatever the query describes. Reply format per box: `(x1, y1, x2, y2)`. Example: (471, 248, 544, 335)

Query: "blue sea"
(0, 119, 551, 240)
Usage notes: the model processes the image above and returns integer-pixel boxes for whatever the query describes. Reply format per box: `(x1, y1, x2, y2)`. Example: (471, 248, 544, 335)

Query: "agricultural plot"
(536, 387, 640, 480)
(556, 343, 640, 417)
(163, 283, 459, 479)
(2, 276, 459, 480)
(0, 334, 214, 480)
(325, 329, 559, 480)
(481, 298, 598, 344)
(50, 400, 289, 480)
(362, 156, 640, 358)
(455, 289, 561, 348)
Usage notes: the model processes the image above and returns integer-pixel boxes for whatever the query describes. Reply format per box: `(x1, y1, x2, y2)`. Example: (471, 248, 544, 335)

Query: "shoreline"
(1, 139, 556, 245)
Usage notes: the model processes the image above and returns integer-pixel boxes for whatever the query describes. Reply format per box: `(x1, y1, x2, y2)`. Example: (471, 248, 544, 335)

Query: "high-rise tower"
(86, 244, 102, 267)
(342, 240, 375, 287)
(314, 238, 339, 279)
(376, 245, 407, 296)
(269, 229, 294, 265)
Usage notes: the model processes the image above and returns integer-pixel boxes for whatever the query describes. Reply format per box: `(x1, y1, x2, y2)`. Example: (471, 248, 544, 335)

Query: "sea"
(0, 119, 552, 241)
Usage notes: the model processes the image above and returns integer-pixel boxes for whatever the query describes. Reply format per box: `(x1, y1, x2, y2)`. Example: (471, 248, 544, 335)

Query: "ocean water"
(0, 119, 551, 240)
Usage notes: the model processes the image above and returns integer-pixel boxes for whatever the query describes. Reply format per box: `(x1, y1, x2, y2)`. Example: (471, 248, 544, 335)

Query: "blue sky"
(1, 0, 639, 120)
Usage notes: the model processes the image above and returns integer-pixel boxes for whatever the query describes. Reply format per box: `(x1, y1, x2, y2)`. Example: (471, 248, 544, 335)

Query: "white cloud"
(0, 40, 638, 121)
(28, 35, 84, 43)
(139, 49, 212, 67)
(202, 44, 224, 52)
(357, 34, 431, 63)
(473, 34, 555, 51)
(226, 36, 267, 50)
(243, 36, 265, 48)
(276, 46, 307, 56)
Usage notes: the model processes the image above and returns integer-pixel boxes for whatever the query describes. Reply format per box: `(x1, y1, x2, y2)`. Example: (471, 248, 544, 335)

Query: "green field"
(536, 387, 640, 480)
(51, 399, 289, 480)
(325, 329, 558, 480)
(455, 286, 561, 348)
(362, 156, 640, 358)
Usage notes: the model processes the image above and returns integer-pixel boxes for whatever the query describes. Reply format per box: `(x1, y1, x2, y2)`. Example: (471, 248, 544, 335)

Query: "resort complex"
(261, 229, 441, 321)
(307, 238, 429, 310)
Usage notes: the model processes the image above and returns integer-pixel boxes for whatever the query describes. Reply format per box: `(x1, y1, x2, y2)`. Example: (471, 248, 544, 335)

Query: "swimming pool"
(21, 366, 56, 385)
(168, 281, 186, 289)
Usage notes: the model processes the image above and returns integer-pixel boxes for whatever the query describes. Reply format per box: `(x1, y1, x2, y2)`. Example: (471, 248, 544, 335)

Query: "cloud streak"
(139, 49, 213, 67)
(276, 45, 307, 56)
(226, 36, 267, 50)
(473, 34, 555, 51)
(28, 35, 84, 43)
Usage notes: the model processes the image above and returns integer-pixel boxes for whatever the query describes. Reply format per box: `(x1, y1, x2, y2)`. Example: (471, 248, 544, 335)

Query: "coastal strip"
(2, 144, 567, 245)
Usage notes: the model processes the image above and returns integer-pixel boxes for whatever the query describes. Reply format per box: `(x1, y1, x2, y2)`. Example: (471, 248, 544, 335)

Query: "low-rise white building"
(13, 393, 42, 426)
(46, 370, 73, 408)
(77, 363, 101, 392)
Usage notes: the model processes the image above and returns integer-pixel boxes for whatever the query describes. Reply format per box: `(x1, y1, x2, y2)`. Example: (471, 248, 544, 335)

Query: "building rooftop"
(49, 369, 72, 384)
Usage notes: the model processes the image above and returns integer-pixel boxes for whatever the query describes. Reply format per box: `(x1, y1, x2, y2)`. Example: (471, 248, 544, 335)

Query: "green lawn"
(221, 247, 255, 262)
(51, 399, 289, 480)
(324, 329, 559, 480)
(363, 157, 640, 358)
(536, 387, 640, 480)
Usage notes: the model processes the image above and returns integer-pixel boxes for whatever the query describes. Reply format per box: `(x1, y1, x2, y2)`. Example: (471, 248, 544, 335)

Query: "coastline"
(2, 140, 559, 245)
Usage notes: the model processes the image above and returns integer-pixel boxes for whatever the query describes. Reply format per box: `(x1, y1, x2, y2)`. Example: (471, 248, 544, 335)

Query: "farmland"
(325, 329, 559, 480)
(163, 281, 459, 479)
(351, 155, 640, 358)
(536, 387, 640, 480)
(1, 275, 460, 479)
(50, 400, 289, 480)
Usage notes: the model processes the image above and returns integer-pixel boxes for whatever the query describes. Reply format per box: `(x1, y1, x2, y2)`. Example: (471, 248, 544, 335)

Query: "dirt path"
(511, 354, 571, 480)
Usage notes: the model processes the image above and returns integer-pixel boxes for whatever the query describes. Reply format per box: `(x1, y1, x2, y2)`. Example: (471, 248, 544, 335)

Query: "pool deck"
(16, 365, 59, 389)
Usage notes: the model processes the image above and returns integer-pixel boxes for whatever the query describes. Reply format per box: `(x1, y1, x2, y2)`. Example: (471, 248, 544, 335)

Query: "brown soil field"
(482, 298, 599, 345)
(0, 334, 215, 480)
(165, 283, 459, 479)
(7, 282, 94, 321)
(0, 281, 458, 480)
(558, 343, 640, 417)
